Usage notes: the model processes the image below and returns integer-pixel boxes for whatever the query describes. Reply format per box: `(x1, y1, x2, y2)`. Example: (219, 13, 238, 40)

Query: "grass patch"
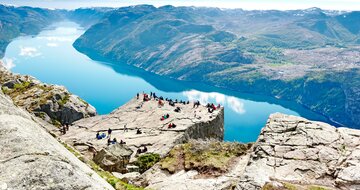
(262, 183, 278, 190)
(283, 182, 297, 190)
(308, 186, 327, 190)
(135, 153, 161, 173)
(58, 94, 70, 107)
(13, 81, 31, 91)
(161, 141, 252, 176)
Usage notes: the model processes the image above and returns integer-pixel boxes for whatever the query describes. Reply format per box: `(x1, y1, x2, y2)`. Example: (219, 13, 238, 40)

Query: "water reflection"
(183, 90, 245, 114)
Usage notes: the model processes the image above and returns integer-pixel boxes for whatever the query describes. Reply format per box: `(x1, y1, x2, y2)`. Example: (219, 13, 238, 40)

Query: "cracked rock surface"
(0, 91, 113, 190)
(236, 113, 360, 190)
(60, 96, 224, 161)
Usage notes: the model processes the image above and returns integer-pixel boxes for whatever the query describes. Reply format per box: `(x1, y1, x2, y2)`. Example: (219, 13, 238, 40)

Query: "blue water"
(2, 21, 332, 142)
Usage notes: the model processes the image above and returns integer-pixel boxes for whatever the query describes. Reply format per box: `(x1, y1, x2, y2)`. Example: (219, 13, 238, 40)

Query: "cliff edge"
(0, 91, 114, 189)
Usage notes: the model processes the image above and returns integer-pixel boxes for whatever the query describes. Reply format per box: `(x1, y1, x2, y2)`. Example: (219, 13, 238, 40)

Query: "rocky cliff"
(58, 95, 224, 167)
(236, 113, 360, 190)
(131, 113, 360, 190)
(0, 91, 114, 190)
(0, 64, 96, 126)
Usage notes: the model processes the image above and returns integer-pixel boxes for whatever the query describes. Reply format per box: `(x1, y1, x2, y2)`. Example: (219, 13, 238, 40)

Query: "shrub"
(135, 153, 161, 173)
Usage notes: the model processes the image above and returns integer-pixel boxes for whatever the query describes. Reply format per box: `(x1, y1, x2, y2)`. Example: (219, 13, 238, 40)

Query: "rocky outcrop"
(0, 65, 96, 125)
(94, 144, 133, 172)
(236, 113, 360, 190)
(0, 91, 114, 190)
(137, 141, 252, 190)
(59, 96, 224, 168)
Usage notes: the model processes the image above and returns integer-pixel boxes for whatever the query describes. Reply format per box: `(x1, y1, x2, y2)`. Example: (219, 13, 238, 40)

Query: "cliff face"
(0, 65, 96, 125)
(0, 91, 114, 190)
(176, 106, 224, 143)
(236, 113, 360, 190)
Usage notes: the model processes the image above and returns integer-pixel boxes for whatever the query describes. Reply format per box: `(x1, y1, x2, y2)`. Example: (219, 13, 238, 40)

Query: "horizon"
(1, 0, 360, 11)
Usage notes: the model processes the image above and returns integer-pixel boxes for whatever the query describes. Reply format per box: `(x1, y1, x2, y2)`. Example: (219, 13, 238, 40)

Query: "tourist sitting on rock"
(158, 99, 164, 107)
(112, 138, 117, 144)
(169, 101, 175, 107)
(168, 123, 177, 128)
(96, 132, 101, 140)
(174, 107, 181, 112)
(208, 107, 214, 113)
(211, 103, 216, 110)
(161, 114, 170, 121)
(123, 124, 128, 132)
(217, 104, 221, 109)
(143, 94, 150, 101)
(136, 128, 142, 134)
(142, 146, 148, 153)
(137, 148, 142, 154)
(120, 140, 126, 144)
(187, 101, 190, 104)
(193, 101, 200, 108)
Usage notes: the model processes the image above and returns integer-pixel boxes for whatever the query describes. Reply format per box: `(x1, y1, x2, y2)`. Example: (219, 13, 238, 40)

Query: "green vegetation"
(308, 186, 327, 190)
(13, 81, 31, 91)
(161, 141, 252, 176)
(261, 182, 329, 190)
(283, 183, 297, 190)
(135, 153, 161, 173)
(58, 94, 70, 107)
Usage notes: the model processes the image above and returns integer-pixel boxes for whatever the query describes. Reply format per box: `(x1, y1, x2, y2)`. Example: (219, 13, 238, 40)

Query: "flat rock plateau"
(59, 96, 224, 161)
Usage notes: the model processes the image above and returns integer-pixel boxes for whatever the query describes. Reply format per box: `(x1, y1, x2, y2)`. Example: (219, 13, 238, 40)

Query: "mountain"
(0, 5, 62, 58)
(74, 5, 360, 128)
(66, 7, 114, 28)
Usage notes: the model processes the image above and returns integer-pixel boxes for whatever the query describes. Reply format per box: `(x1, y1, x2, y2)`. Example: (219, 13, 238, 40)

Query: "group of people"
(61, 122, 70, 134)
(168, 123, 177, 128)
(136, 146, 148, 154)
(207, 103, 220, 113)
(161, 114, 170, 121)
(95, 128, 129, 146)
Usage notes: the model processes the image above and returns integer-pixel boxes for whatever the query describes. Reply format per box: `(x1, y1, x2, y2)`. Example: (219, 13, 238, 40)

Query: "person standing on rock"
(65, 122, 69, 131)
(108, 128, 112, 138)
(137, 93, 139, 99)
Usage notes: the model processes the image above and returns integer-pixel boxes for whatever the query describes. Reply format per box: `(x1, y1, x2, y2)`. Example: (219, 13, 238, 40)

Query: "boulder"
(93, 144, 133, 172)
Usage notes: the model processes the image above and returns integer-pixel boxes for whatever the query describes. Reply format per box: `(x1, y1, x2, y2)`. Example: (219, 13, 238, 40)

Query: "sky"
(0, 0, 359, 10)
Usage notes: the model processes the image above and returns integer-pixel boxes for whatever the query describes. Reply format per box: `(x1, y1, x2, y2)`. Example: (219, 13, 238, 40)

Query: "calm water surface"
(2, 21, 332, 142)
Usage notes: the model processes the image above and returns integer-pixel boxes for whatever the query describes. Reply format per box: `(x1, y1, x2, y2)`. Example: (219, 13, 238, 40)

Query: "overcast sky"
(0, 0, 359, 10)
